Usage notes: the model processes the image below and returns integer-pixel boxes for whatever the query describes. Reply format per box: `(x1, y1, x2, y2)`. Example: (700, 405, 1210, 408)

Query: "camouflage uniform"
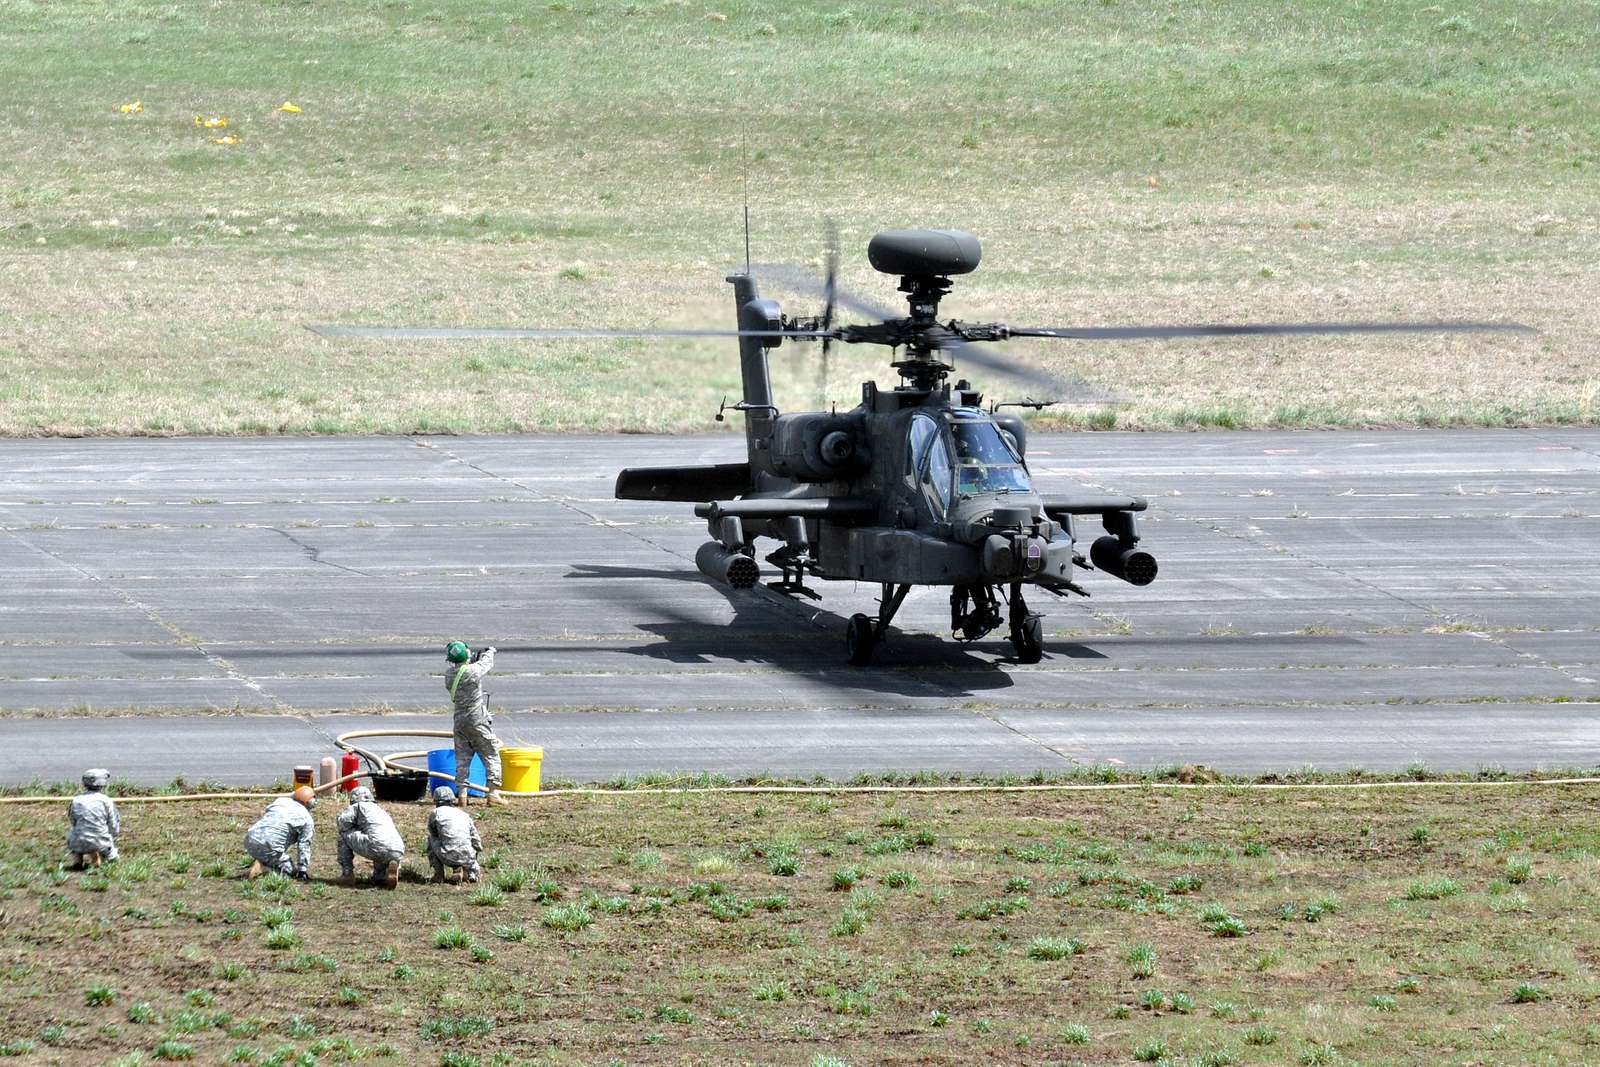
(244, 796, 315, 877)
(446, 647, 500, 797)
(427, 790, 483, 882)
(335, 787, 406, 883)
(66, 786, 121, 863)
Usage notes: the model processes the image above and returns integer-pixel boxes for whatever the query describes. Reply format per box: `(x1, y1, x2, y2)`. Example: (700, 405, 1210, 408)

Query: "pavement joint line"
(266, 526, 375, 577)
(1469, 630, 1600, 691)
(1519, 426, 1600, 463)
(961, 705, 1079, 767)
(0, 525, 290, 711)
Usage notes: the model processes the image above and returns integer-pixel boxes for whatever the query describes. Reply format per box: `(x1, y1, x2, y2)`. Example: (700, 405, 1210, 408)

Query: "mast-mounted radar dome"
(867, 229, 982, 278)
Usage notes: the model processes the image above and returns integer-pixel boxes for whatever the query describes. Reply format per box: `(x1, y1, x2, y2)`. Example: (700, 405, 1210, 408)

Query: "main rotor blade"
(933, 332, 1126, 406)
(751, 264, 901, 322)
(306, 324, 827, 341)
(1008, 320, 1537, 341)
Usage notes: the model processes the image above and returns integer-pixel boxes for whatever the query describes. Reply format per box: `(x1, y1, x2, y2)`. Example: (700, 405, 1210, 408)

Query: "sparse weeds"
(958, 894, 1030, 920)
(541, 903, 593, 932)
(1026, 936, 1085, 960)
(694, 854, 735, 876)
(432, 926, 473, 950)
(490, 866, 532, 893)
(263, 924, 302, 950)
(279, 952, 337, 974)
(1244, 1024, 1280, 1045)
(1405, 877, 1461, 900)
(420, 1015, 494, 1039)
(1199, 903, 1248, 936)
(1133, 1037, 1168, 1061)
(469, 884, 505, 907)
(753, 980, 789, 1002)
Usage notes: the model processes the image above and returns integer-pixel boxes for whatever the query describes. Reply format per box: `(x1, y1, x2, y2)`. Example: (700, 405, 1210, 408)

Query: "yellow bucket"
(501, 747, 544, 793)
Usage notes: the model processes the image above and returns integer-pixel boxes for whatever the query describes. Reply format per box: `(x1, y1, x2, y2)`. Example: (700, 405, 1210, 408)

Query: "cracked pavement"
(1, 429, 1597, 784)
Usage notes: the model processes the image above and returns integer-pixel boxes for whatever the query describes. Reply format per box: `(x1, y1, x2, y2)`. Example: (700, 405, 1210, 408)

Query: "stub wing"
(616, 463, 752, 502)
(692, 498, 877, 522)
(1037, 494, 1148, 518)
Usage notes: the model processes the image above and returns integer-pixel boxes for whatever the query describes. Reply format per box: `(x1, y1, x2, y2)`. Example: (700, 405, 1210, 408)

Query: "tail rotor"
(818, 220, 839, 407)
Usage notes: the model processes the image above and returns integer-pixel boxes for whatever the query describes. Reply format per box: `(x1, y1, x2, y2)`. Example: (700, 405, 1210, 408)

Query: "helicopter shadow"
(563, 563, 1021, 698)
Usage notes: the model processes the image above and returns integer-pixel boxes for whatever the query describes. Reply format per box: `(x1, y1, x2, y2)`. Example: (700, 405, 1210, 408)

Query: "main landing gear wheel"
(1010, 614, 1043, 663)
(846, 613, 877, 665)
(1008, 582, 1043, 663)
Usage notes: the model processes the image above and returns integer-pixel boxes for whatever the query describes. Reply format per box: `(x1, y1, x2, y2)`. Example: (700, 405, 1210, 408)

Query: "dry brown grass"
(3, 0, 1597, 435)
(6, 194, 1593, 436)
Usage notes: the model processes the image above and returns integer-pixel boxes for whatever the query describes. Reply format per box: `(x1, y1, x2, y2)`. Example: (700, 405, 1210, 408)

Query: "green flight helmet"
(445, 641, 470, 664)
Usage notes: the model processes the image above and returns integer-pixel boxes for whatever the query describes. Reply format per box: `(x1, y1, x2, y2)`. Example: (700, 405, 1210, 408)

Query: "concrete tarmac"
(2, 429, 1597, 784)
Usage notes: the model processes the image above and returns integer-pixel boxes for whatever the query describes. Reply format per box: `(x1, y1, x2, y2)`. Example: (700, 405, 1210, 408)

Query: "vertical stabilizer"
(727, 273, 781, 468)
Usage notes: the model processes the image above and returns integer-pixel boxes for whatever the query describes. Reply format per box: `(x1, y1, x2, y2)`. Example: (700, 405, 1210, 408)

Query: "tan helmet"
(292, 785, 316, 809)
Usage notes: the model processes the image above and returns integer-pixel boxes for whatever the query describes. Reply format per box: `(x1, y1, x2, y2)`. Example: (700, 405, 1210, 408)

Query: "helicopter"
(310, 227, 1532, 664)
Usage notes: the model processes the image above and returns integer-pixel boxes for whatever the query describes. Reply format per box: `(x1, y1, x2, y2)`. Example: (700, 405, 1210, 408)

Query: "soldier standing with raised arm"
(444, 641, 506, 805)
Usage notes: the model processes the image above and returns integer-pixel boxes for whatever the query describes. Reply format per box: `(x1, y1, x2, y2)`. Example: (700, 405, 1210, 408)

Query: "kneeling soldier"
(426, 786, 483, 883)
(245, 786, 316, 880)
(66, 768, 121, 869)
(336, 786, 405, 889)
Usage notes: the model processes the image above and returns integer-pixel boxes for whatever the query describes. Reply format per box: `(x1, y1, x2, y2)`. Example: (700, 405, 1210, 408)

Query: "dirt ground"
(2, 783, 1597, 1065)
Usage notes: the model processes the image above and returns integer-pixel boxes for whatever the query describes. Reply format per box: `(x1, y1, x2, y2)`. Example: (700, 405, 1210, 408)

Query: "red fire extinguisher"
(340, 751, 361, 792)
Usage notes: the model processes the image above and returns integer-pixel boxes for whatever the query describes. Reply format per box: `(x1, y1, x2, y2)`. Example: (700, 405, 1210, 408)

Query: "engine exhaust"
(1091, 536, 1158, 586)
(696, 541, 760, 589)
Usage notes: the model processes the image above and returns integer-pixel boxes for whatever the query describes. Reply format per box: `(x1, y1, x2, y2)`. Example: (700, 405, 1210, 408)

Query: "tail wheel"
(846, 613, 876, 666)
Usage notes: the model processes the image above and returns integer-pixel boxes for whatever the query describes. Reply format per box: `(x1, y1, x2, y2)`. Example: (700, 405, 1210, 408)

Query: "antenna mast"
(741, 121, 751, 274)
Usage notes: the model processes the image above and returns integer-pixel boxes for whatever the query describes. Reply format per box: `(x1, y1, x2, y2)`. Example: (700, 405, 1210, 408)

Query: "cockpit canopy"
(949, 410, 1031, 494)
(907, 409, 1033, 515)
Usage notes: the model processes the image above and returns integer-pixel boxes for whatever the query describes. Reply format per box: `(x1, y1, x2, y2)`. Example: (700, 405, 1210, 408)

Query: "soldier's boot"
(67, 854, 85, 871)
(247, 860, 264, 880)
(342, 866, 357, 883)
(382, 860, 400, 890)
(89, 852, 103, 869)
(430, 861, 446, 883)
(487, 791, 509, 807)
(463, 866, 480, 884)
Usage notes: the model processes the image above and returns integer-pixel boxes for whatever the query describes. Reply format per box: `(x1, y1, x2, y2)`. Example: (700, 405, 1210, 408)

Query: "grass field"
(3, 778, 1599, 1064)
(2, 0, 1597, 435)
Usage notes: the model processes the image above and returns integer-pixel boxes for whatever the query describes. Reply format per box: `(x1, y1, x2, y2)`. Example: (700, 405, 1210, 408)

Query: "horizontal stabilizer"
(616, 463, 752, 502)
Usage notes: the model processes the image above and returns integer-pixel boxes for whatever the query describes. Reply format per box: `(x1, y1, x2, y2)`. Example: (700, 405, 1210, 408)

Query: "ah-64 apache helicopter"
(312, 228, 1530, 664)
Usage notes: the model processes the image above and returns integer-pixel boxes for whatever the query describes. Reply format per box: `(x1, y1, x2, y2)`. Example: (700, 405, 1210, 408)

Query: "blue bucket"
(426, 748, 488, 797)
